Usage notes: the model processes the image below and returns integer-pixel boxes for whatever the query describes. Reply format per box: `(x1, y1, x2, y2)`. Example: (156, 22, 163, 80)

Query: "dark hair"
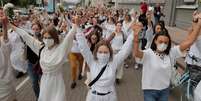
(32, 22, 43, 30)
(153, 23, 163, 34)
(93, 40, 113, 61)
(150, 29, 171, 55)
(53, 17, 59, 26)
(115, 21, 122, 25)
(43, 26, 60, 44)
(124, 14, 131, 22)
(158, 20, 165, 28)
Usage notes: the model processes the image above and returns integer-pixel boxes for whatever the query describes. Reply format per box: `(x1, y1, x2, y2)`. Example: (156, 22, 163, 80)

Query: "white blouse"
(8, 30, 27, 73)
(111, 33, 124, 52)
(185, 35, 201, 66)
(0, 38, 16, 101)
(76, 32, 133, 93)
(15, 25, 76, 101)
(142, 46, 185, 90)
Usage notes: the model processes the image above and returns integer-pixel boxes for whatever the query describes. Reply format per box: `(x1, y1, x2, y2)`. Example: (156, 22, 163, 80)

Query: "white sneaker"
(134, 64, 139, 69)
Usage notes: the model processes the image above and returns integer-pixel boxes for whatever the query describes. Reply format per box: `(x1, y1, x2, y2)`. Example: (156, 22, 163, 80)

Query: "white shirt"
(8, 30, 27, 73)
(15, 25, 76, 101)
(0, 38, 16, 101)
(76, 33, 133, 93)
(185, 35, 201, 66)
(102, 22, 116, 38)
(142, 46, 184, 90)
(111, 33, 124, 51)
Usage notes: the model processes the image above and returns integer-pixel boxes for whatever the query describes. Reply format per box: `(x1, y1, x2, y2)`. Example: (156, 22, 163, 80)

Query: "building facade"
(164, 0, 201, 29)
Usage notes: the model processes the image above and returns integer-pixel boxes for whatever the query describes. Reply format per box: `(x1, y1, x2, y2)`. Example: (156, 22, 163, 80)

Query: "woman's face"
(97, 45, 110, 54)
(155, 25, 162, 33)
(90, 34, 98, 44)
(32, 25, 41, 33)
(155, 35, 169, 52)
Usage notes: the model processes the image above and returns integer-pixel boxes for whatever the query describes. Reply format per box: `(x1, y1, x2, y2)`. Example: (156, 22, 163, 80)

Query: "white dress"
(111, 34, 124, 79)
(194, 81, 201, 101)
(8, 30, 27, 73)
(15, 26, 76, 101)
(0, 37, 16, 101)
(76, 32, 133, 101)
(102, 22, 116, 39)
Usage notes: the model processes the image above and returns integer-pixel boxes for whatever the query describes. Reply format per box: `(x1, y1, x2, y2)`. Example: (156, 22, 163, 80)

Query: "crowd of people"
(0, 2, 201, 101)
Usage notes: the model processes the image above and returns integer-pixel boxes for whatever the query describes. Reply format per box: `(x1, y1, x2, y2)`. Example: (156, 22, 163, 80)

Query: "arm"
(10, 24, 43, 56)
(114, 34, 134, 66)
(59, 24, 77, 56)
(133, 23, 144, 59)
(76, 32, 94, 68)
(179, 13, 201, 52)
(106, 32, 115, 43)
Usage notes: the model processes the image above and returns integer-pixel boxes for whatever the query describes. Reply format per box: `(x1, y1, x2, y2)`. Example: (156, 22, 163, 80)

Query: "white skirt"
(86, 89, 117, 101)
(38, 68, 66, 101)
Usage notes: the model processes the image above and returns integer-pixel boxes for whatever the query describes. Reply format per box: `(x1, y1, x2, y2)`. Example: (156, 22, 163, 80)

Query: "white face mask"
(157, 43, 168, 52)
(97, 53, 110, 63)
(43, 39, 54, 48)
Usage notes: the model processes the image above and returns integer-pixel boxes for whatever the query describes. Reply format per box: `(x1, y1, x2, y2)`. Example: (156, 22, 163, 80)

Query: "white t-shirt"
(111, 34, 124, 51)
(142, 46, 184, 90)
(185, 35, 201, 66)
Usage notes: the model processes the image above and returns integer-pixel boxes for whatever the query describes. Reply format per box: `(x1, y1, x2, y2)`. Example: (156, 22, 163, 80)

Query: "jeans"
(27, 61, 41, 99)
(143, 88, 169, 101)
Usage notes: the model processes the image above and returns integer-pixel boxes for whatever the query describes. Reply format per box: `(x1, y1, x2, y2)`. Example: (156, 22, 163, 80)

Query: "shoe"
(78, 74, 83, 80)
(134, 64, 139, 69)
(16, 72, 25, 79)
(71, 82, 77, 89)
(124, 64, 129, 68)
(116, 79, 120, 85)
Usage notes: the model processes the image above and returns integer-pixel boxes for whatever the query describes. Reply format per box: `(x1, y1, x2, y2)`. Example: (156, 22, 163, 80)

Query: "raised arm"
(76, 31, 94, 67)
(133, 22, 144, 59)
(179, 12, 201, 52)
(114, 33, 134, 67)
(58, 24, 77, 56)
(10, 24, 43, 56)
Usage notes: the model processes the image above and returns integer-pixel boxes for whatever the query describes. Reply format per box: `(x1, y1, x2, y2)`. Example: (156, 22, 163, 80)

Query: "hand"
(132, 22, 143, 36)
(72, 15, 80, 26)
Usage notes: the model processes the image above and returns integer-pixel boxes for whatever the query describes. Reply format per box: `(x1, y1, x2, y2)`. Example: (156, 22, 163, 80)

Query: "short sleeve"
(170, 45, 186, 60)
(141, 49, 151, 63)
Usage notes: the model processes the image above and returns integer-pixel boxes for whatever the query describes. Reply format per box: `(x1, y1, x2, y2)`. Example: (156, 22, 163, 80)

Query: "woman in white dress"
(8, 18, 27, 73)
(107, 21, 125, 84)
(0, 8, 17, 101)
(76, 21, 134, 101)
(10, 16, 79, 101)
(133, 12, 201, 101)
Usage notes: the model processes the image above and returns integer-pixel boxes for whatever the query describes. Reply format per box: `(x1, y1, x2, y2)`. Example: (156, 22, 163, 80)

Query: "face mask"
(157, 43, 168, 52)
(43, 39, 54, 48)
(97, 53, 110, 63)
(35, 32, 41, 37)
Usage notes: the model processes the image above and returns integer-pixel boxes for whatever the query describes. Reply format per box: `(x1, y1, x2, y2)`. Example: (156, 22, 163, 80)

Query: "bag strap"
(88, 64, 108, 87)
(39, 44, 45, 59)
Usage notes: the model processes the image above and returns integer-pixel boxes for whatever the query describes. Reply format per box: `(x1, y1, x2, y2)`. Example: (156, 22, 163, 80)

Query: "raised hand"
(132, 22, 143, 36)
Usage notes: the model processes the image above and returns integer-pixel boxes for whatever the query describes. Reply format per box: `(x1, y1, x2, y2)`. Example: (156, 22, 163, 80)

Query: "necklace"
(154, 51, 165, 60)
